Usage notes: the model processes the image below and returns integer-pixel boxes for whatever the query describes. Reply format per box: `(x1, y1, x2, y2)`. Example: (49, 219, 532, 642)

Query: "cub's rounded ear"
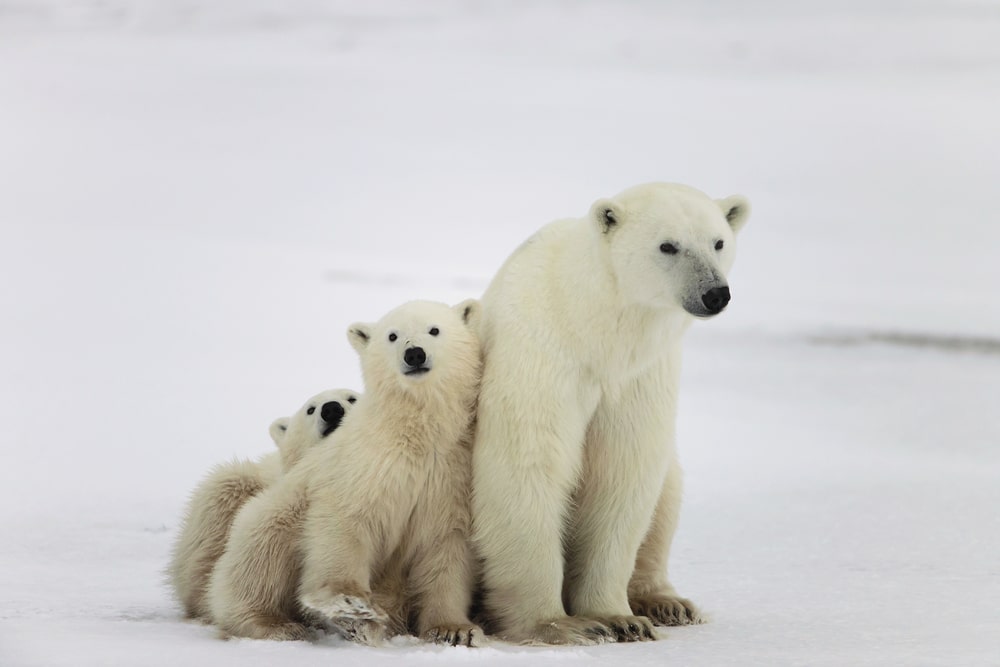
(590, 198, 622, 234)
(717, 195, 750, 233)
(453, 298, 480, 330)
(269, 417, 290, 446)
(347, 323, 372, 354)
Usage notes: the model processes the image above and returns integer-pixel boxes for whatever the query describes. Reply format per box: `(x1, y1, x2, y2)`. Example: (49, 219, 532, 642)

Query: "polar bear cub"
(208, 300, 484, 646)
(472, 183, 750, 644)
(168, 388, 358, 620)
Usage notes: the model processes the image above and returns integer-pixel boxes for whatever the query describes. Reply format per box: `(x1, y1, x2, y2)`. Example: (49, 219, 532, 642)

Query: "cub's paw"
(337, 618, 390, 646)
(515, 616, 615, 646)
(300, 590, 388, 623)
(599, 614, 657, 642)
(630, 593, 703, 626)
(220, 617, 312, 641)
(423, 623, 486, 647)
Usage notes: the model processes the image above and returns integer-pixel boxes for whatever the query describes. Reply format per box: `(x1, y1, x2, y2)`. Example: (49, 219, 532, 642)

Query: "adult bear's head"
(590, 183, 750, 318)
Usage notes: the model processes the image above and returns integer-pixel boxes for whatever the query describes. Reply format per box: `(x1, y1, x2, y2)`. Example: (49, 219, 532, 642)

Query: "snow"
(1, 1, 999, 665)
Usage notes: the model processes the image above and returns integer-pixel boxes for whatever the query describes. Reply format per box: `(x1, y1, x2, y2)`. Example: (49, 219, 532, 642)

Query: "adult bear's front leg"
(472, 369, 612, 645)
(563, 365, 678, 639)
(627, 459, 703, 626)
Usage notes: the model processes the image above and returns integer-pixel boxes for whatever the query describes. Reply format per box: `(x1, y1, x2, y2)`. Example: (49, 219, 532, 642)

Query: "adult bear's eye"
(660, 242, 678, 255)
(347, 396, 357, 404)
(429, 327, 440, 336)
(388, 333, 397, 342)
(306, 406, 315, 415)
(715, 240, 724, 251)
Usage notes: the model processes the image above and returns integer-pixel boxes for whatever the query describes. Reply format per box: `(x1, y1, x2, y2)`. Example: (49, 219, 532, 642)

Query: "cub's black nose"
(701, 286, 731, 314)
(320, 401, 345, 425)
(404, 346, 427, 368)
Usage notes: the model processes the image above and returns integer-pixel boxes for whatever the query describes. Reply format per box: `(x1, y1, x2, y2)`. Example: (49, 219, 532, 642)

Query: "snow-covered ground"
(2, 1, 999, 665)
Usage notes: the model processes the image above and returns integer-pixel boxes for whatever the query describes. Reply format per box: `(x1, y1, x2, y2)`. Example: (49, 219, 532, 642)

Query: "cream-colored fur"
(471, 183, 750, 644)
(168, 388, 358, 621)
(208, 300, 484, 647)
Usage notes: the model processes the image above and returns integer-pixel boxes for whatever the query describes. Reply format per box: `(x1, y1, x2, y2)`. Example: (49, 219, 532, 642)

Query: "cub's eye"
(429, 327, 440, 336)
(347, 396, 357, 404)
(660, 242, 679, 255)
(388, 333, 397, 342)
(715, 240, 724, 251)
(306, 406, 315, 415)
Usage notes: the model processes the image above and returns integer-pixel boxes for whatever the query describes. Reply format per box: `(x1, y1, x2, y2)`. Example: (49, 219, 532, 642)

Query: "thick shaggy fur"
(168, 388, 358, 621)
(471, 183, 750, 644)
(208, 300, 484, 646)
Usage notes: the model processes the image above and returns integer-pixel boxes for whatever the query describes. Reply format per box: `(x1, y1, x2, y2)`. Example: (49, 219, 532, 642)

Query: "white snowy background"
(2, 1, 999, 665)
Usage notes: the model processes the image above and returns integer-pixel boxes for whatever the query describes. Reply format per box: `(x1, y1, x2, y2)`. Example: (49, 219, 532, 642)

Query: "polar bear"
(270, 390, 359, 473)
(168, 388, 359, 621)
(208, 300, 484, 647)
(471, 182, 750, 645)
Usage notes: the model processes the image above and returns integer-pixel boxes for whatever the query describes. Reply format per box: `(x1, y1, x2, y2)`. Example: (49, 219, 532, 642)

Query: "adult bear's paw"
(630, 592, 703, 626)
(513, 616, 616, 646)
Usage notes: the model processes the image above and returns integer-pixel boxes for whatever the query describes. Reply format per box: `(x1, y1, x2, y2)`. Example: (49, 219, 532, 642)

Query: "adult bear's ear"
(347, 323, 372, 354)
(590, 198, 622, 234)
(453, 298, 480, 329)
(269, 417, 289, 446)
(717, 195, 750, 233)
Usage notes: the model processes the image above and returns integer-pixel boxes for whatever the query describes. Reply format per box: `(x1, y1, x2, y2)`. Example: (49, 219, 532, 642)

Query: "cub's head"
(269, 387, 361, 471)
(590, 183, 750, 317)
(347, 299, 481, 400)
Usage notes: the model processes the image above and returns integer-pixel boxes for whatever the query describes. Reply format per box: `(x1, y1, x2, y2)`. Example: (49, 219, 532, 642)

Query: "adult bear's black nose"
(701, 286, 731, 314)
(404, 346, 427, 368)
(320, 401, 345, 425)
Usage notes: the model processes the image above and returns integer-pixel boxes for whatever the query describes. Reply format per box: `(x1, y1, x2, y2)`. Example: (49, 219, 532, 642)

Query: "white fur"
(208, 300, 486, 647)
(471, 182, 750, 644)
(167, 388, 358, 621)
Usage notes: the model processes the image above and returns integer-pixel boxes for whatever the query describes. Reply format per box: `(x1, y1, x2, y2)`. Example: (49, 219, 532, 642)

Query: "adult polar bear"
(472, 182, 750, 644)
